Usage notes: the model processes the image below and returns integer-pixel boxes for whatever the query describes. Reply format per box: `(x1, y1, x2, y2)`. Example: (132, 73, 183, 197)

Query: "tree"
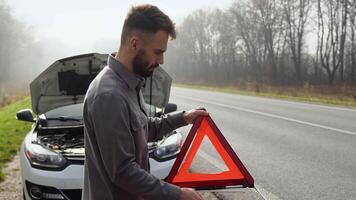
(317, 0, 347, 84)
(0, 1, 45, 92)
(349, 0, 356, 83)
(282, 0, 311, 84)
(230, 1, 266, 84)
(164, 0, 356, 87)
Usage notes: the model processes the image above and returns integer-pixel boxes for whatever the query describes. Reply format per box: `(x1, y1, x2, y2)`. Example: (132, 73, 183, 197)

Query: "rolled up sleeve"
(90, 93, 181, 200)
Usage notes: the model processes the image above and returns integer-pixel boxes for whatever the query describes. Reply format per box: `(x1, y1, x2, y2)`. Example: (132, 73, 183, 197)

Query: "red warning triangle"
(165, 116, 254, 189)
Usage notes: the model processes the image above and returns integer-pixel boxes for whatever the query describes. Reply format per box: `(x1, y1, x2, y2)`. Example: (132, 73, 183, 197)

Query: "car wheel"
(23, 188, 26, 200)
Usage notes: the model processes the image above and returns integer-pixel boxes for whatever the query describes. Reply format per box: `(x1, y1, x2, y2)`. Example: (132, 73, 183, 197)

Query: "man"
(82, 4, 208, 200)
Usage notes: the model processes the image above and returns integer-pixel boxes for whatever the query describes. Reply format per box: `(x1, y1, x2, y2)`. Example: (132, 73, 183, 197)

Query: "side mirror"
(16, 109, 36, 122)
(164, 103, 177, 114)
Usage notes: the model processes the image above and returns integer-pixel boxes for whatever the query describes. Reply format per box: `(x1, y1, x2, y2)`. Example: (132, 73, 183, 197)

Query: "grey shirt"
(82, 54, 187, 200)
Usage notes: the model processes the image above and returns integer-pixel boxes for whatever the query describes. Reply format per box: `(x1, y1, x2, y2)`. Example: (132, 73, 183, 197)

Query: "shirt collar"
(107, 53, 145, 91)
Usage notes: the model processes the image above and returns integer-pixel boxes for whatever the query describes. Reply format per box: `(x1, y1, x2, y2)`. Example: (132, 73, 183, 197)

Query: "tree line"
(0, 1, 44, 92)
(0, 1, 71, 94)
(165, 0, 356, 86)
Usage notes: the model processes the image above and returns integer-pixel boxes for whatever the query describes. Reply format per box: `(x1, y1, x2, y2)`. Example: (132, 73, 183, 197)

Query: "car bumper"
(21, 143, 177, 199)
(20, 143, 83, 200)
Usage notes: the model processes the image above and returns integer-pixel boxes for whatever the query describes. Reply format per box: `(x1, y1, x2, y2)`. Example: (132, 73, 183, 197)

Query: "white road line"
(197, 150, 282, 200)
(174, 94, 356, 136)
(266, 98, 356, 113)
(173, 86, 356, 113)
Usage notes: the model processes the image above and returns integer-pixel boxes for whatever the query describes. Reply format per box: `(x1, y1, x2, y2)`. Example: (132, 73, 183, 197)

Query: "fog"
(0, 0, 232, 93)
(1, 0, 355, 97)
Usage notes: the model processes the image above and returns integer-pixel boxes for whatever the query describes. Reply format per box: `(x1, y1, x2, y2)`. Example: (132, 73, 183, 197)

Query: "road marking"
(173, 86, 356, 113)
(174, 95, 356, 136)
(197, 149, 281, 200)
(268, 98, 356, 113)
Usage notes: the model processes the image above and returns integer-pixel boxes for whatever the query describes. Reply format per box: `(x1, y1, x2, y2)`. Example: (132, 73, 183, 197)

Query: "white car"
(17, 53, 183, 200)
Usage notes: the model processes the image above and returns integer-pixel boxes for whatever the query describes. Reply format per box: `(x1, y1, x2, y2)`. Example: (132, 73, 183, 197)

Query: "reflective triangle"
(165, 116, 254, 189)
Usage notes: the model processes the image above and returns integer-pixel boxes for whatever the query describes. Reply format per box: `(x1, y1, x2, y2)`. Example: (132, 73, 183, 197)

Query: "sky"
(6, 0, 233, 53)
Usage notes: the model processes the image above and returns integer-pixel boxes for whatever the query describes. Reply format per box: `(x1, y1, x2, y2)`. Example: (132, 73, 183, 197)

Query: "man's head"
(119, 4, 176, 77)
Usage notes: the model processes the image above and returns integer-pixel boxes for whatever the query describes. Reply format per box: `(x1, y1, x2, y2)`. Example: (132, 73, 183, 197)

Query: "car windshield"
(45, 104, 83, 118)
(44, 104, 83, 127)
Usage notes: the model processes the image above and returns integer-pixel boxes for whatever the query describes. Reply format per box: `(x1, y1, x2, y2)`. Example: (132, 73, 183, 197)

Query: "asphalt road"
(170, 86, 356, 200)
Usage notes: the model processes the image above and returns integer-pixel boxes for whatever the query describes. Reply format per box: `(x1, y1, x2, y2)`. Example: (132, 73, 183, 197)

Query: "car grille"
(61, 189, 82, 200)
(25, 181, 82, 200)
(66, 156, 85, 165)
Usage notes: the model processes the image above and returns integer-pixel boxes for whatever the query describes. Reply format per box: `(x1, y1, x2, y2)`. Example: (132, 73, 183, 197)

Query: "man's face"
(132, 30, 168, 78)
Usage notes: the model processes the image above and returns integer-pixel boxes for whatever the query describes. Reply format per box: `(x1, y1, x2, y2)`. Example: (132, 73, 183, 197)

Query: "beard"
(132, 49, 158, 78)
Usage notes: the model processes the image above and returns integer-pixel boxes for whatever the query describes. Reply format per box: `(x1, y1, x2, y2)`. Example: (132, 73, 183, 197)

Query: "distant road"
(170, 86, 356, 200)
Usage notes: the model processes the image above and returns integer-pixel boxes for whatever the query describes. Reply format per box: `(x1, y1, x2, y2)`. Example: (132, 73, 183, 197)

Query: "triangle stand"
(165, 116, 254, 189)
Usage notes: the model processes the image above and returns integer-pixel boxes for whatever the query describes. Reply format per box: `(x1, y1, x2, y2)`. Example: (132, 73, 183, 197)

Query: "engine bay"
(36, 126, 84, 155)
(35, 122, 174, 158)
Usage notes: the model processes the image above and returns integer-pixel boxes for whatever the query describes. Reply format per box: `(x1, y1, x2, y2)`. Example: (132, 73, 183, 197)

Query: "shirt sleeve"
(147, 111, 188, 142)
(90, 93, 181, 200)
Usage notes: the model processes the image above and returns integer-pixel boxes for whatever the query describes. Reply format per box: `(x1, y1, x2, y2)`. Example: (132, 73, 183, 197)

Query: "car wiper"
(45, 116, 81, 122)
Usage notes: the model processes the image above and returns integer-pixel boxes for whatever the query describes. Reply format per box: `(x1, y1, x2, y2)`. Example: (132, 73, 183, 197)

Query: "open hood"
(31, 53, 173, 114)
(30, 53, 108, 114)
(142, 67, 172, 108)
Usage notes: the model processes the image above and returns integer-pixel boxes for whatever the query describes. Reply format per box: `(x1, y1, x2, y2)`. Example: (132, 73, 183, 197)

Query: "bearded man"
(82, 4, 208, 200)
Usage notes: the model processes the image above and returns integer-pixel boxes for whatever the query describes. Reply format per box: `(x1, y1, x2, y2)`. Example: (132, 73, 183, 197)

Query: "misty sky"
(6, 0, 233, 53)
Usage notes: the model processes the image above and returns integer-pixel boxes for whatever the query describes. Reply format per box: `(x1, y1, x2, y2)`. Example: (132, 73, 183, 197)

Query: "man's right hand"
(180, 188, 204, 200)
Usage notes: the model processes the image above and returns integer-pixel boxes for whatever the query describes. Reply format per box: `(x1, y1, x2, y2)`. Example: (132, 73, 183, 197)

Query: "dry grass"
(174, 82, 356, 108)
(0, 84, 29, 108)
(0, 95, 29, 108)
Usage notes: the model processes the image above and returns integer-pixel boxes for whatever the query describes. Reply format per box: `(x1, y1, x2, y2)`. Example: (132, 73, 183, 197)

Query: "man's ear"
(129, 36, 145, 51)
(128, 36, 139, 51)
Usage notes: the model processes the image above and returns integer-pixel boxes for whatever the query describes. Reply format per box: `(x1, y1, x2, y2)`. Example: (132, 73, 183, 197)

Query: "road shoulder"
(0, 154, 22, 200)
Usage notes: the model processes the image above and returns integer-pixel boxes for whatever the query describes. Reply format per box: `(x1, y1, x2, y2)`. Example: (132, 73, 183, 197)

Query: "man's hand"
(183, 107, 209, 124)
(180, 188, 204, 200)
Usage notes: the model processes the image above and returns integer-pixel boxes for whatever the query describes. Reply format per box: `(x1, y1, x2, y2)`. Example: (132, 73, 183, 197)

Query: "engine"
(36, 126, 84, 155)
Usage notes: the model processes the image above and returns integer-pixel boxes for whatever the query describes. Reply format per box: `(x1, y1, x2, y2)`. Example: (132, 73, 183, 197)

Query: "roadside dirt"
(0, 154, 22, 200)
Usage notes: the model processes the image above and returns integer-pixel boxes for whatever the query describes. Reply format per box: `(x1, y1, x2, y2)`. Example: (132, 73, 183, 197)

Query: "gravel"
(0, 154, 23, 200)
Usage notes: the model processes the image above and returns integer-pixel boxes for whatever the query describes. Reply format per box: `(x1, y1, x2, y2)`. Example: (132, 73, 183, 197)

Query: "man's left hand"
(183, 107, 209, 124)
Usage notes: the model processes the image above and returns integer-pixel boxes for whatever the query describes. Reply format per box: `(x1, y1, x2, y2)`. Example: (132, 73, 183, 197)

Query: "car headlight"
(154, 132, 183, 160)
(25, 143, 67, 170)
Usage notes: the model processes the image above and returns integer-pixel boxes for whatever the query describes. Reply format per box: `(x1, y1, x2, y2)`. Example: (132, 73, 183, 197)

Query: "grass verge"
(174, 83, 356, 108)
(0, 97, 31, 181)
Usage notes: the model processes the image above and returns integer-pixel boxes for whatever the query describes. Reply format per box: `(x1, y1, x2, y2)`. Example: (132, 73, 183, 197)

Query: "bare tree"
(339, 0, 349, 82)
(230, 1, 266, 84)
(253, 0, 285, 84)
(349, 0, 356, 83)
(282, 0, 311, 84)
(164, 0, 356, 87)
(317, 0, 347, 84)
(0, 3, 13, 87)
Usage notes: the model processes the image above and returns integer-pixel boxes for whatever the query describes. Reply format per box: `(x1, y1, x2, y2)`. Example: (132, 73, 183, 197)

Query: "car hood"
(30, 53, 108, 114)
(31, 53, 172, 114)
(142, 67, 172, 109)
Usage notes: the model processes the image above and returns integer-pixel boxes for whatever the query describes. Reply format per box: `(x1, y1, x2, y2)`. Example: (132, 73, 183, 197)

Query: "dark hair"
(121, 4, 176, 44)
